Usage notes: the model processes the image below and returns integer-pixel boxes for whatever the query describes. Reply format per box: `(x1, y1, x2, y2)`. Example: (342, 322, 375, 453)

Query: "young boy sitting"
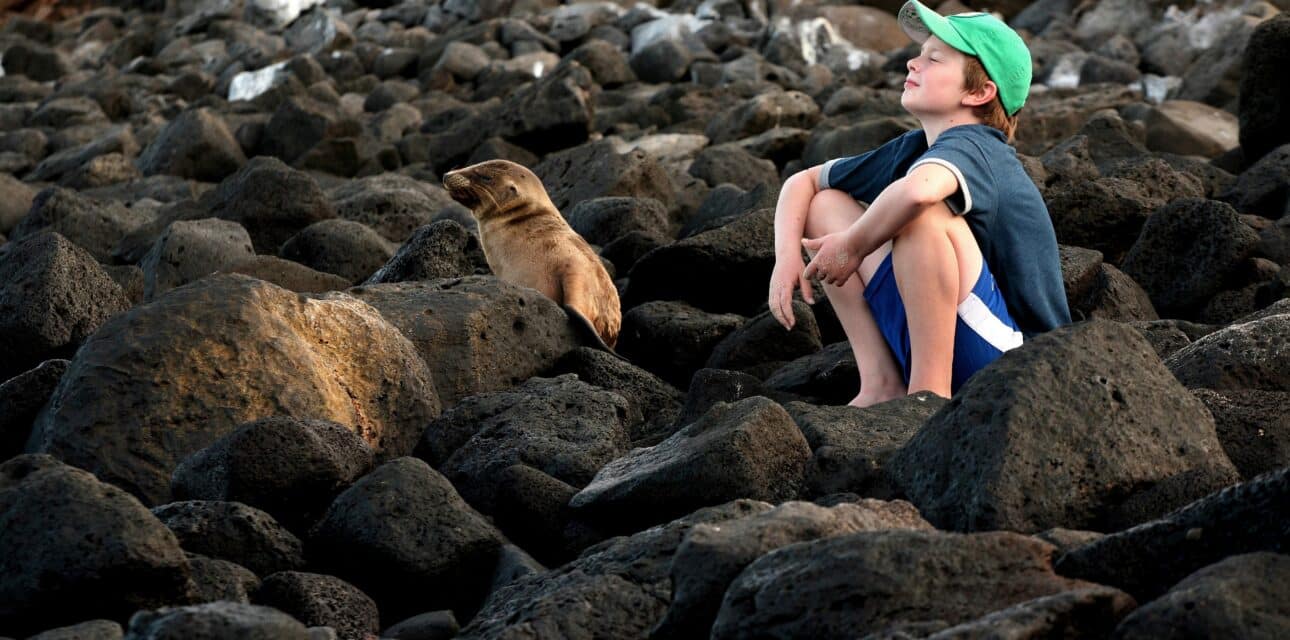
(768, 0, 1071, 407)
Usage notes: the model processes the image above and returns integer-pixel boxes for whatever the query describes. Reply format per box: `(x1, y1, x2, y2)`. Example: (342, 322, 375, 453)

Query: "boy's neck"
(918, 112, 986, 146)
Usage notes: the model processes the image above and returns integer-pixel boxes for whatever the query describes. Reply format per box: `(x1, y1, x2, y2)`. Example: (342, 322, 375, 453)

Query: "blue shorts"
(862, 253, 1023, 394)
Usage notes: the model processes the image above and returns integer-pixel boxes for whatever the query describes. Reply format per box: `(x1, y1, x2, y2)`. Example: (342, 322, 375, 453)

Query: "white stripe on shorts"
(957, 292, 1024, 352)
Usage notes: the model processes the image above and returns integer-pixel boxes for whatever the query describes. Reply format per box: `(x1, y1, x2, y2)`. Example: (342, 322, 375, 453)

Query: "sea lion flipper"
(562, 303, 626, 360)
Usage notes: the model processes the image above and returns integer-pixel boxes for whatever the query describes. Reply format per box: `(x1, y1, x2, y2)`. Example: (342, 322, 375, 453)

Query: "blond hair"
(963, 56, 1019, 143)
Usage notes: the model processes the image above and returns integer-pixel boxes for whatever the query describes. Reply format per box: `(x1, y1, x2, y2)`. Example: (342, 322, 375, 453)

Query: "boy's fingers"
(799, 274, 814, 304)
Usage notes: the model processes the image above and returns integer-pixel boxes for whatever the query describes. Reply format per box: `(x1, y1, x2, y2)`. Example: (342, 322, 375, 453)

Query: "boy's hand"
(802, 232, 861, 287)
(768, 256, 814, 330)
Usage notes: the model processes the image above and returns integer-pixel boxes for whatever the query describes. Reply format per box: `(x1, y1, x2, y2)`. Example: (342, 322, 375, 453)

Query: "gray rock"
(308, 457, 506, 622)
(187, 554, 260, 605)
(1237, 14, 1290, 165)
(1192, 388, 1290, 481)
(549, 346, 684, 447)
(254, 572, 379, 640)
(0, 232, 129, 381)
(889, 320, 1239, 533)
(1055, 467, 1290, 602)
(0, 173, 36, 234)
(705, 90, 820, 145)
(26, 125, 139, 184)
(565, 196, 670, 247)
(329, 173, 459, 244)
(712, 530, 1101, 639)
(280, 219, 395, 284)
(364, 220, 488, 284)
(124, 602, 307, 640)
(0, 455, 194, 636)
(616, 300, 745, 388)
(137, 108, 247, 182)
(1111, 552, 1290, 640)
(205, 156, 337, 254)
(1222, 143, 1290, 219)
(225, 255, 351, 293)
(140, 218, 255, 301)
(26, 619, 125, 640)
(705, 302, 822, 379)
(926, 586, 1137, 640)
(0, 359, 67, 459)
(1072, 263, 1159, 323)
(152, 500, 305, 577)
(11, 187, 153, 263)
(688, 143, 780, 192)
(382, 611, 458, 640)
(1165, 313, 1290, 392)
(171, 417, 374, 535)
(535, 139, 675, 214)
(570, 396, 811, 534)
(60, 152, 143, 189)
(655, 500, 931, 638)
(763, 342, 861, 406)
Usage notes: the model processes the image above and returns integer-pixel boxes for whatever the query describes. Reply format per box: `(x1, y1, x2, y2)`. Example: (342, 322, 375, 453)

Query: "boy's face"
(901, 35, 973, 117)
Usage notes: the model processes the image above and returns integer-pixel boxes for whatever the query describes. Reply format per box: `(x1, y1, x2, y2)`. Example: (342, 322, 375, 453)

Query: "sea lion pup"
(443, 159, 622, 349)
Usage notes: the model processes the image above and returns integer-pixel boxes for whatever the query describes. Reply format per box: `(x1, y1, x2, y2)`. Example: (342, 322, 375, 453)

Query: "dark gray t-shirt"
(819, 124, 1071, 335)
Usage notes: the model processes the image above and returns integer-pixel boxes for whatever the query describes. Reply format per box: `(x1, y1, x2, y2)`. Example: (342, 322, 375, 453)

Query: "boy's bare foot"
(849, 381, 907, 408)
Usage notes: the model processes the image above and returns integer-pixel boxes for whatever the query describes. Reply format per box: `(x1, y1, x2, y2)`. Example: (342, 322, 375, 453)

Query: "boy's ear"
(963, 80, 998, 108)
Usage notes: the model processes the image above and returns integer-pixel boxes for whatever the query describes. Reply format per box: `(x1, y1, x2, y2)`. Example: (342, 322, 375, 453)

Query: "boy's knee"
(897, 200, 957, 238)
(805, 189, 866, 237)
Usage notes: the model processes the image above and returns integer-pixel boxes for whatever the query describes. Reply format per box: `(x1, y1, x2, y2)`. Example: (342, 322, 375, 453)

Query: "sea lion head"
(443, 160, 548, 220)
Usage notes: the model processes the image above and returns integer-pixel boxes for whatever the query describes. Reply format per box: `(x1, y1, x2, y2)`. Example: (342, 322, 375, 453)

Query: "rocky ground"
(0, 0, 1288, 638)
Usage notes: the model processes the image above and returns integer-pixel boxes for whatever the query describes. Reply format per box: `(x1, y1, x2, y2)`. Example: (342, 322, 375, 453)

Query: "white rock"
(244, 0, 327, 30)
(228, 61, 288, 102)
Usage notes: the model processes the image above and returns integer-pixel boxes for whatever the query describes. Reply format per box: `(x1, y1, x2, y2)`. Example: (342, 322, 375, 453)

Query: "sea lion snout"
(443, 172, 471, 190)
(443, 171, 479, 208)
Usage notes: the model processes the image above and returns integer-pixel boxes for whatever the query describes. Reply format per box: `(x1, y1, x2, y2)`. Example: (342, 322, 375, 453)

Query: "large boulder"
(136, 108, 247, 182)
(0, 232, 130, 381)
(171, 417, 374, 534)
(457, 500, 772, 639)
(10, 187, 154, 263)
(364, 220, 488, 284)
(1221, 143, 1290, 218)
(205, 157, 337, 254)
(27, 274, 440, 505)
(1165, 313, 1290, 392)
(534, 139, 675, 214)
(547, 346, 685, 447)
(329, 173, 460, 244)
(1192, 388, 1290, 481)
(151, 500, 305, 576)
(889, 320, 1240, 533)
(187, 555, 259, 605)
(123, 602, 308, 640)
(1111, 552, 1290, 639)
(280, 219, 396, 284)
(711, 530, 1105, 639)
(0, 359, 67, 460)
(1120, 199, 1261, 318)
(1237, 14, 1290, 164)
(569, 396, 811, 535)
(763, 342, 860, 406)
(0, 455, 194, 636)
(704, 303, 822, 379)
(254, 571, 380, 640)
(705, 90, 821, 145)
(140, 218, 256, 301)
(655, 500, 931, 638)
(623, 208, 775, 315)
(307, 457, 507, 623)
(1055, 467, 1290, 602)
(924, 586, 1137, 639)
(343, 277, 581, 407)
(616, 300, 745, 388)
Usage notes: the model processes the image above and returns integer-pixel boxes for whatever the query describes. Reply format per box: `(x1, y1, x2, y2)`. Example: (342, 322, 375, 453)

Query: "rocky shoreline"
(1, 0, 1288, 638)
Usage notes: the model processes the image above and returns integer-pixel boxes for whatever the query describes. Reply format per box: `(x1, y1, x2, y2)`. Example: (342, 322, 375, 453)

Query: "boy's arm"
(802, 163, 960, 283)
(773, 165, 823, 261)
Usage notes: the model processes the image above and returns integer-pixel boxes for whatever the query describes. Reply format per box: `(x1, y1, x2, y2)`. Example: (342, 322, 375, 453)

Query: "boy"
(768, 0, 1070, 406)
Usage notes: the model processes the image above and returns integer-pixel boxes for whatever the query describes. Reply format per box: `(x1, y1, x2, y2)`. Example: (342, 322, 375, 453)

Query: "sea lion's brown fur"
(443, 159, 621, 348)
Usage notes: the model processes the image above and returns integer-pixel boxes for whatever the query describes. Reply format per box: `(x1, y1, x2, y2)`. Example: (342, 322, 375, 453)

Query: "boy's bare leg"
(803, 189, 908, 407)
(890, 200, 983, 398)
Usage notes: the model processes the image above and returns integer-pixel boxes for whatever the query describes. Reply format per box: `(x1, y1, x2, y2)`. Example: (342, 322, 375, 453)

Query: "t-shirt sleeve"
(818, 130, 926, 205)
(908, 131, 997, 216)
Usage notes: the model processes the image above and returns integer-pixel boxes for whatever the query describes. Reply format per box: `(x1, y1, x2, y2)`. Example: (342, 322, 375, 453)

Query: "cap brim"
(898, 1, 976, 55)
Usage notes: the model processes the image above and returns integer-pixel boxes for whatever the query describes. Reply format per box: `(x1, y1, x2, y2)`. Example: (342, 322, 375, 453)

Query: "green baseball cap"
(897, 0, 1032, 116)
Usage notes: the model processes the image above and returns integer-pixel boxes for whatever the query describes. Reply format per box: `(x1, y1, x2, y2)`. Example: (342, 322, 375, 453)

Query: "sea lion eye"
(481, 174, 493, 183)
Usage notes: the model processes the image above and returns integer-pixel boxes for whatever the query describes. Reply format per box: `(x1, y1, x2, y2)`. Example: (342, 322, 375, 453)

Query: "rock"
(205, 157, 337, 254)
(629, 31, 694, 83)
(26, 619, 125, 640)
(0, 455, 193, 636)
(535, 139, 675, 214)
(27, 274, 439, 505)
(458, 500, 771, 639)
(0, 232, 130, 381)
(26, 125, 139, 184)
(343, 278, 581, 408)
(307, 457, 507, 622)
(171, 417, 373, 535)
(1111, 552, 1290, 639)
(674, 368, 778, 427)
(1079, 54, 1140, 84)
(424, 374, 631, 515)
(280, 219, 395, 284)
(382, 611, 458, 640)
(802, 117, 915, 168)
(1192, 388, 1290, 481)
(624, 208, 775, 315)
(1222, 143, 1290, 219)
(489, 463, 581, 564)
(124, 602, 308, 640)
(225, 255, 351, 293)
(0, 173, 36, 234)
(786, 393, 947, 500)
(1165, 313, 1290, 392)
(1055, 467, 1290, 602)
(712, 530, 1100, 639)
(563, 39, 635, 88)
(137, 108, 247, 182)
(705, 90, 821, 145)
(687, 143, 780, 193)
(364, 220, 487, 284)
(433, 41, 490, 80)
(140, 218, 256, 301)
(259, 97, 349, 165)
(11, 187, 153, 263)
(284, 8, 353, 56)
(616, 300, 745, 389)
(152, 500, 305, 576)
(655, 500, 931, 638)
(925, 586, 1137, 640)
(889, 320, 1240, 533)
(762, 342, 858, 406)
(569, 396, 811, 534)
(492, 61, 595, 155)
(705, 302, 822, 379)
(1145, 101, 1239, 159)
(1121, 199, 1261, 318)
(0, 359, 67, 460)
(1072, 263, 1160, 323)
(254, 572, 379, 640)
(0, 37, 72, 81)
(1129, 319, 1217, 360)
(1238, 14, 1290, 164)
(329, 173, 460, 244)
(548, 346, 684, 447)
(565, 197, 670, 247)
(60, 152, 143, 189)
(187, 555, 260, 604)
